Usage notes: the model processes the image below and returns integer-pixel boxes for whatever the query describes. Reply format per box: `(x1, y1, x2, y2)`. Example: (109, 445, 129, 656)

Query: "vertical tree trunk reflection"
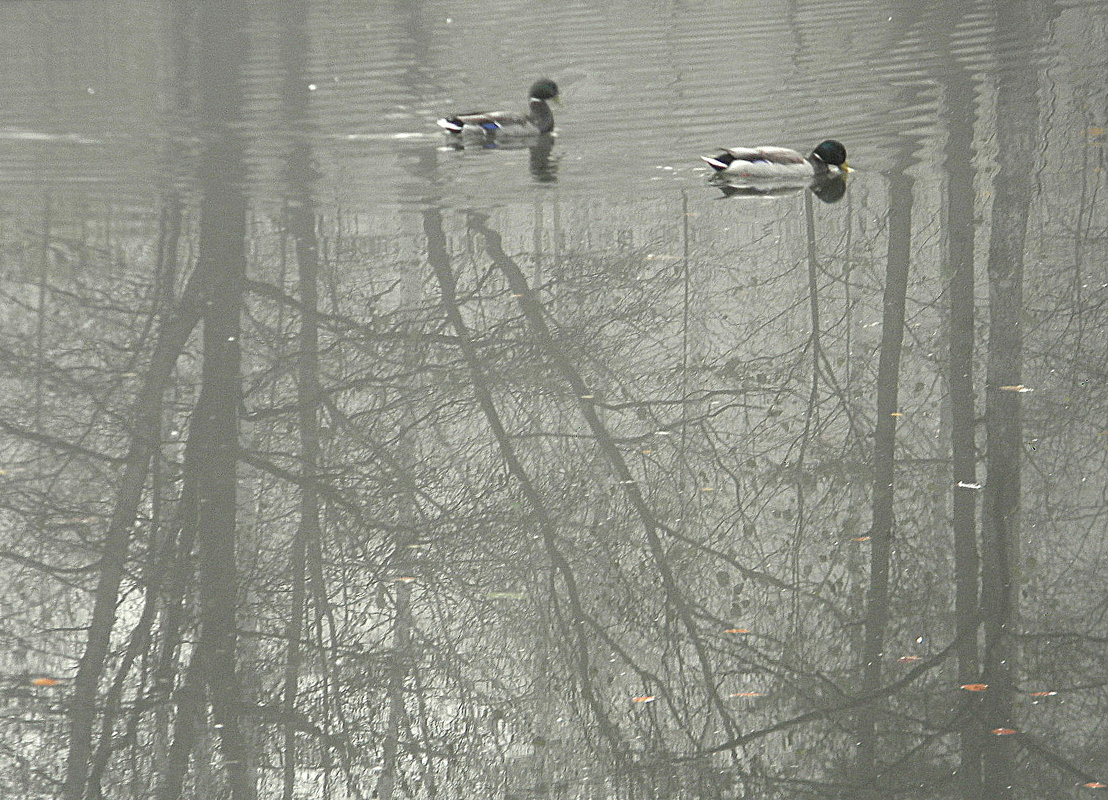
(276, 0, 321, 797)
(980, 1, 1050, 796)
(941, 49, 984, 800)
(858, 171, 913, 783)
(156, 1, 253, 797)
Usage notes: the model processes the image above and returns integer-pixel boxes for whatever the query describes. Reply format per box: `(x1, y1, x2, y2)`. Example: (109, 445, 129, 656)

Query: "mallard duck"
(437, 79, 560, 137)
(701, 140, 848, 179)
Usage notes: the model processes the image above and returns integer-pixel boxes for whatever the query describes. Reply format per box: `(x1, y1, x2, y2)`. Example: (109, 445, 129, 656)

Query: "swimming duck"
(701, 140, 848, 179)
(437, 79, 560, 137)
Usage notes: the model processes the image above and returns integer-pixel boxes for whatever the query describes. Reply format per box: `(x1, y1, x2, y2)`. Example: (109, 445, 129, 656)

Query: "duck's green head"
(529, 78, 560, 102)
(812, 140, 848, 168)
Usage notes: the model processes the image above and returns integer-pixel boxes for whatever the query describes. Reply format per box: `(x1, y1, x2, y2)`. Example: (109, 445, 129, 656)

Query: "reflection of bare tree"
(856, 163, 912, 785)
(60, 0, 207, 784)
(156, 1, 255, 797)
(3, 2, 1108, 799)
(276, 0, 323, 798)
(466, 211, 740, 745)
(425, 206, 624, 758)
(936, 12, 983, 795)
(979, 1, 1050, 796)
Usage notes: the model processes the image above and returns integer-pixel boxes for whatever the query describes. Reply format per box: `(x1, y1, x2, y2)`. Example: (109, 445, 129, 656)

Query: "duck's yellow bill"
(841, 163, 852, 173)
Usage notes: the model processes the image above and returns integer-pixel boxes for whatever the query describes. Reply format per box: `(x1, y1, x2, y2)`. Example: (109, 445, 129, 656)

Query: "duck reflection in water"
(437, 132, 558, 183)
(712, 173, 847, 203)
(528, 133, 557, 182)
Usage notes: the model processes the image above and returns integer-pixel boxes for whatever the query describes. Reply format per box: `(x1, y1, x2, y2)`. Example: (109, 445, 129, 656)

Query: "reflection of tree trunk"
(792, 194, 822, 633)
(980, 1, 1046, 795)
(157, 1, 254, 797)
(191, 26, 252, 800)
(157, 652, 208, 800)
(62, 217, 205, 800)
(379, 243, 439, 800)
(378, 578, 414, 800)
(149, 0, 192, 771)
(83, 181, 191, 797)
(152, 466, 198, 761)
(190, 146, 252, 796)
(158, 648, 216, 800)
(281, 519, 309, 800)
(939, 40, 983, 798)
(379, 223, 423, 800)
(87, 552, 162, 795)
(154, 399, 232, 800)
(277, 0, 321, 797)
(858, 172, 912, 782)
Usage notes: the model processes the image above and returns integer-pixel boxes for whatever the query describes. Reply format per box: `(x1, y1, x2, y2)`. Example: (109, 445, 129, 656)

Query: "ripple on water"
(0, 0, 1087, 209)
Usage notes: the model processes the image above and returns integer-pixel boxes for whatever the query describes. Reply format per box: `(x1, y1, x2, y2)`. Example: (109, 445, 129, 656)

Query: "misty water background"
(0, 0, 1106, 799)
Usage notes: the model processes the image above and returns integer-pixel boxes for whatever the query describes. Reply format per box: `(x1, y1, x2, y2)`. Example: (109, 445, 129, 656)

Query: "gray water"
(1, 1, 1106, 799)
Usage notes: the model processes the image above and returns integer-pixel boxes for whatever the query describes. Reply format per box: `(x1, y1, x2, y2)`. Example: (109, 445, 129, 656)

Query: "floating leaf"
(998, 384, 1033, 393)
(700, 487, 715, 492)
(991, 727, 1018, 736)
(1028, 690, 1057, 697)
(851, 536, 871, 542)
(729, 691, 764, 697)
(896, 656, 922, 663)
(1081, 782, 1107, 789)
(390, 576, 417, 583)
(890, 412, 904, 417)
(960, 683, 989, 692)
(724, 628, 751, 634)
(30, 677, 60, 687)
(631, 695, 655, 703)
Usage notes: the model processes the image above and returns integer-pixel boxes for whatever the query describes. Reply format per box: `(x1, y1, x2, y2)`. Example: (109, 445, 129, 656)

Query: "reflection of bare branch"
(469, 212, 739, 743)
(691, 638, 957, 757)
(0, 419, 122, 464)
(425, 206, 625, 756)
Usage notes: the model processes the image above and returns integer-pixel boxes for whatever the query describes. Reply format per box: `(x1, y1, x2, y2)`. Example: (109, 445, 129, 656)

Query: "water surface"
(0, 1, 1106, 799)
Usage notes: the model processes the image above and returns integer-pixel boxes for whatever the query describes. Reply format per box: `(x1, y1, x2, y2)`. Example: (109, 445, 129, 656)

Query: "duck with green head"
(437, 79, 560, 137)
(701, 140, 849, 179)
